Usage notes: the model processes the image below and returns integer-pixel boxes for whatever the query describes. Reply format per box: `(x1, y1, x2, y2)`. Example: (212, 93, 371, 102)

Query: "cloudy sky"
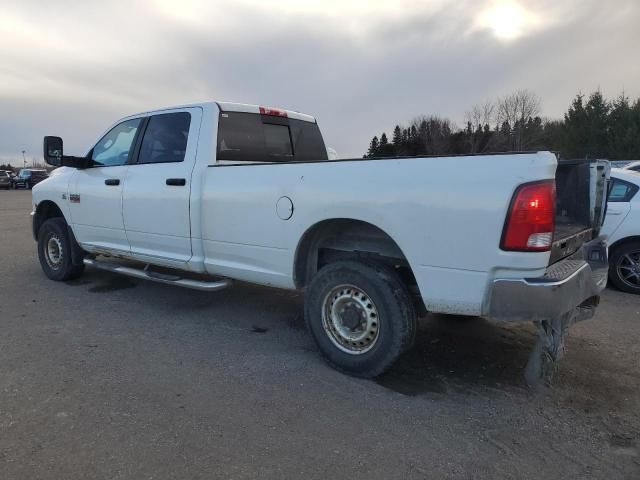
(1, 0, 639, 163)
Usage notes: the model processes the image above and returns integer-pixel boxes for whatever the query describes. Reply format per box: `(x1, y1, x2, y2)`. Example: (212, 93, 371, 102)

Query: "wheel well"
(609, 236, 640, 255)
(294, 219, 418, 291)
(33, 201, 65, 240)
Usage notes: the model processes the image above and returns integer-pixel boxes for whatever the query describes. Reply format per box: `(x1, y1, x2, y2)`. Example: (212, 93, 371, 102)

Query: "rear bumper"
(487, 237, 608, 323)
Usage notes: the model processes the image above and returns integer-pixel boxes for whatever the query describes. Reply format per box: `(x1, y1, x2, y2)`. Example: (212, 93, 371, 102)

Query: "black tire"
(304, 261, 417, 378)
(26, 181, 31, 190)
(37, 218, 85, 281)
(609, 241, 640, 294)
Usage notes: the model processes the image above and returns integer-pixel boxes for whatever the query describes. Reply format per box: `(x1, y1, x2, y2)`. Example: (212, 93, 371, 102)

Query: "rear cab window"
(216, 111, 327, 163)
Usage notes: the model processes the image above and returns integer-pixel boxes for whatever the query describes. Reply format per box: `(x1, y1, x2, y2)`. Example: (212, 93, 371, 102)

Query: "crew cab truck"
(33, 102, 609, 384)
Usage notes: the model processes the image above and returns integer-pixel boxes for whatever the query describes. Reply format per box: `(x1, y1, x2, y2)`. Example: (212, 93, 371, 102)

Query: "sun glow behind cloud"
(476, 1, 540, 40)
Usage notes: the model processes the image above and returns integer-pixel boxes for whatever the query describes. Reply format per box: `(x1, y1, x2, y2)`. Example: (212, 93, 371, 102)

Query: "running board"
(83, 258, 231, 292)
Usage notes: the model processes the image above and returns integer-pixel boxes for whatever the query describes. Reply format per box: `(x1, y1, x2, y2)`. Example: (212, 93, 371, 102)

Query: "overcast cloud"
(1, 0, 639, 163)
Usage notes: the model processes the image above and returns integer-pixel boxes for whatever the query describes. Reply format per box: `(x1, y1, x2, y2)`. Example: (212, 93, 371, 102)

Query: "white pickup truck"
(33, 102, 610, 383)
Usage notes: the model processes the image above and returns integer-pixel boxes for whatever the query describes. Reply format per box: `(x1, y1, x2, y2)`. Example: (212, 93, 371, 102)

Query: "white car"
(602, 168, 640, 293)
(31, 101, 609, 381)
(621, 160, 640, 172)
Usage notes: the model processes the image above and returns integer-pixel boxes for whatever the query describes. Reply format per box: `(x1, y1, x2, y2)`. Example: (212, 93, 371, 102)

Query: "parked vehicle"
(32, 102, 610, 382)
(621, 160, 640, 173)
(0, 170, 11, 189)
(601, 168, 640, 293)
(610, 160, 633, 169)
(12, 169, 48, 189)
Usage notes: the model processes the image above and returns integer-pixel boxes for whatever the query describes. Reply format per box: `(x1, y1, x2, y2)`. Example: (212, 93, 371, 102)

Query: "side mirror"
(43, 136, 63, 166)
(42, 136, 91, 169)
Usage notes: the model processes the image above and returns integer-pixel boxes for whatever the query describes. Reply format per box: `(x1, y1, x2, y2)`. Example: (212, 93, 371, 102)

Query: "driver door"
(69, 118, 142, 253)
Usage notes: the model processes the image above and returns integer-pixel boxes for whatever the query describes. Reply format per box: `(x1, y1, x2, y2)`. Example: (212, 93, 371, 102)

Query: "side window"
(92, 119, 141, 167)
(609, 179, 638, 202)
(138, 112, 191, 164)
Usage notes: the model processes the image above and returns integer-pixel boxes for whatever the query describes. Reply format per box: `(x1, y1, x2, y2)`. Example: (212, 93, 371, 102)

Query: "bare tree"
(465, 100, 496, 129)
(464, 100, 496, 152)
(411, 115, 453, 155)
(496, 89, 542, 150)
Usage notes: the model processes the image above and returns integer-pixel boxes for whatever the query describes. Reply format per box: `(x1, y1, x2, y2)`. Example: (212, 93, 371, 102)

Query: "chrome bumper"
(487, 237, 608, 323)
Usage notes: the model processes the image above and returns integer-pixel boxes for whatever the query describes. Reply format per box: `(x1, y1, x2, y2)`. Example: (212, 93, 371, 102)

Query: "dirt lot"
(1, 189, 639, 479)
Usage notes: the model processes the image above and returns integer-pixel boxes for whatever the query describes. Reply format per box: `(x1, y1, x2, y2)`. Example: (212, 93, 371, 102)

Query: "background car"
(11, 169, 48, 189)
(610, 160, 633, 168)
(601, 168, 640, 293)
(622, 160, 640, 172)
(0, 170, 11, 189)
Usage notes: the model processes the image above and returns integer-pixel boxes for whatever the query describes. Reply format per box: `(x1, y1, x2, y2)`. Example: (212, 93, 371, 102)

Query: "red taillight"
(259, 106, 288, 117)
(501, 180, 556, 252)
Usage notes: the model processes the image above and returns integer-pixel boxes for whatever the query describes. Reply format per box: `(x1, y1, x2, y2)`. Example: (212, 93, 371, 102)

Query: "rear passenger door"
(121, 108, 202, 264)
(602, 178, 636, 238)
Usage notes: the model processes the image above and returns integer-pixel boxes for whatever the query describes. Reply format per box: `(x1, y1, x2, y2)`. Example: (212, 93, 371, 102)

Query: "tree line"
(365, 89, 640, 160)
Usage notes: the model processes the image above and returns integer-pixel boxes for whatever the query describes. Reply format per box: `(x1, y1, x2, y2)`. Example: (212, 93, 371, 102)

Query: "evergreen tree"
(584, 90, 610, 158)
(607, 94, 640, 159)
(392, 125, 402, 148)
(367, 136, 380, 158)
(378, 132, 394, 157)
(562, 94, 588, 158)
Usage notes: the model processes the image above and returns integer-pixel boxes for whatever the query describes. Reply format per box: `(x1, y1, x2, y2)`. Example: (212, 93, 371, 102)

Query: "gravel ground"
(1, 189, 639, 479)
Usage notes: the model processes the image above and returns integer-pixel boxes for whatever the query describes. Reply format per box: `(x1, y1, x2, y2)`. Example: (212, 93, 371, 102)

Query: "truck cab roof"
(122, 101, 317, 124)
(216, 102, 317, 123)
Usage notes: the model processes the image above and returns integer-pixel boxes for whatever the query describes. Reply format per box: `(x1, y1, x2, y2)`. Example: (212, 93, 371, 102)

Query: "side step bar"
(83, 258, 231, 292)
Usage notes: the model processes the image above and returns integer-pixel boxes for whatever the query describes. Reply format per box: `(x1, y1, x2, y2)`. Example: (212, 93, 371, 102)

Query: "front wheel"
(304, 261, 416, 378)
(609, 241, 640, 294)
(37, 218, 85, 281)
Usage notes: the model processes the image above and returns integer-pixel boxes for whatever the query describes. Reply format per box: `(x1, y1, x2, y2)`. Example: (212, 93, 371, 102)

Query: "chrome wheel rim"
(617, 250, 640, 288)
(45, 235, 63, 269)
(322, 284, 380, 355)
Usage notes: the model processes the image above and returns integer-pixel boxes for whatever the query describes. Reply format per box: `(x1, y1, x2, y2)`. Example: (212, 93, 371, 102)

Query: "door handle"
(105, 179, 120, 186)
(166, 178, 186, 186)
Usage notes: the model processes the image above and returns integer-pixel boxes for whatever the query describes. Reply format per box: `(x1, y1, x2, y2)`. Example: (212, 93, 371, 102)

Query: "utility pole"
(22, 150, 26, 168)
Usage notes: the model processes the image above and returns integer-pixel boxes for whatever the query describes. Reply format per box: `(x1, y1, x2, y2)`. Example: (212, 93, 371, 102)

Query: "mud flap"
(524, 315, 568, 387)
(66, 225, 86, 267)
(524, 301, 596, 387)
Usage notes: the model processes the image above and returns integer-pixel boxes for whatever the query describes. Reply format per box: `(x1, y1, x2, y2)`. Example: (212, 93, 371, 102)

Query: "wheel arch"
(293, 218, 418, 292)
(609, 235, 640, 254)
(33, 200, 67, 240)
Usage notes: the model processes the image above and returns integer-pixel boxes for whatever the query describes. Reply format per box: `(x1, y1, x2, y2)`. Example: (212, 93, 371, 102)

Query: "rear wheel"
(304, 261, 416, 378)
(37, 218, 85, 281)
(609, 241, 640, 294)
